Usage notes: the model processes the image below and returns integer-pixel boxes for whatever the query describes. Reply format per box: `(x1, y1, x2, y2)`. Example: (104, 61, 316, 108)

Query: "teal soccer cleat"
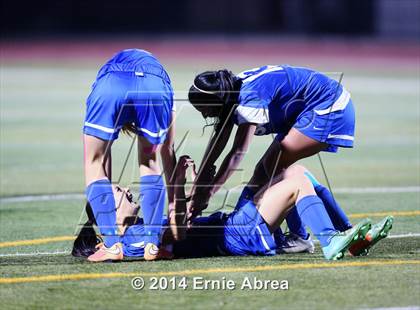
(349, 216, 394, 256)
(322, 218, 372, 260)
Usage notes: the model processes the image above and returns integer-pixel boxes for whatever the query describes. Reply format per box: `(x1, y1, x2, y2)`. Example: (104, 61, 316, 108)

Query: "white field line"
(345, 77, 420, 95)
(1, 187, 419, 204)
(332, 186, 420, 194)
(0, 193, 85, 203)
(299, 233, 419, 241)
(0, 233, 418, 258)
(0, 250, 70, 257)
(388, 233, 420, 239)
(360, 307, 420, 310)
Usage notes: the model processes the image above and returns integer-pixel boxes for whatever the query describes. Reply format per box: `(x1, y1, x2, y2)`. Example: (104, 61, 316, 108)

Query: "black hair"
(71, 203, 103, 257)
(121, 123, 137, 137)
(188, 70, 242, 134)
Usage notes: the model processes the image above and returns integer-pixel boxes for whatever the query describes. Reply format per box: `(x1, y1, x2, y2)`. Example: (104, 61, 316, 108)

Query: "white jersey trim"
(137, 127, 169, 138)
(327, 134, 354, 141)
(84, 122, 121, 134)
(239, 66, 284, 84)
(256, 225, 271, 251)
(314, 88, 351, 115)
(235, 105, 269, 125)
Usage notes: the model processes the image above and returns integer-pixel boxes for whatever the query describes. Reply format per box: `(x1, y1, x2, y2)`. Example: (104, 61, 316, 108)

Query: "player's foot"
(87, 242, 123, 262)
(349, 216, 394, 256)
(277, 233, 315, 254)
(144, 243, 174, 261)
(322, 218, 371, 260)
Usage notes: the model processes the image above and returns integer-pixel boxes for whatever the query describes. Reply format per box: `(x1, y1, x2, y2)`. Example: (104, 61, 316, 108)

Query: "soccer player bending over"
(83, 49, 176, 261)
(186, 64, 365, 254)
(73, 157, 393, 261)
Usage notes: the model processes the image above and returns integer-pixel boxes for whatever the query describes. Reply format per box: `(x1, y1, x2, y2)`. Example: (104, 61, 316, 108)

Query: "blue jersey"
(175, 201, 280, 258)
(173, 212, 228, 258)
(121, 214, 226, 258)
(122, 203, 280, 258)
(121, 217, 169, 257)
(234, 65, 355, 151)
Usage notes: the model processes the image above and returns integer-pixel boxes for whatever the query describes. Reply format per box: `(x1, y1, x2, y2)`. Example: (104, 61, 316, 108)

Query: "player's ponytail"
(189, 70, 242, 134)
(71, 203, 103, 257)
(121, 123, 137, 137)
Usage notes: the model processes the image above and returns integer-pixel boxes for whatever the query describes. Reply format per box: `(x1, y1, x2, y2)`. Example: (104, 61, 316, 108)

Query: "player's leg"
(252, 130, 327, 217)
(83, 72, 125, 250)
(87, 186, 138, 262)
(84, 135, 111, 185)
(84, 136, 121, 250)
(257, 170, 335, 243)
(245, 150, 310, 248)
(263, 128, 328, 179)
(257, 169, 370, 260)
(303, 169, 352, 231)
(133, 75, 174, 260)
(256, 171, 338, 258)
(286, 166, 393, 257)
(278, 163, 351, 253)
(137, 136, 168, 256)
(247, 135, 325, 241)
(246, 129, 327, 194)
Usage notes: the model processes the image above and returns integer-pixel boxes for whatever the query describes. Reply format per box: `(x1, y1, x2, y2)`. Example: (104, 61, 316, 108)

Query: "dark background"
(1, 0, 419, 40)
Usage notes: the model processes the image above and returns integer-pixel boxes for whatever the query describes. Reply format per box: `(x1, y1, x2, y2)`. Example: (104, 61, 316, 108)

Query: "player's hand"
(174, 155, 195, 184)
(188, 189, 211, 220)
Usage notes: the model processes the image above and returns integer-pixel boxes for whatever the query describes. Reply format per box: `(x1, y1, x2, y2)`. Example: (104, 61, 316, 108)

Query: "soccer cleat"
(349, 216, 394, 256)
(322, 218, 371, 260)
(277, 233, 315, 254)
(144, 243, 174, 261)
(87, 242, 123, 262)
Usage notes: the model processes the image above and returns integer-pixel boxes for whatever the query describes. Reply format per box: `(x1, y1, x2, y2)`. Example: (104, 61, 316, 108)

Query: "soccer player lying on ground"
(72, 156, 393, 261)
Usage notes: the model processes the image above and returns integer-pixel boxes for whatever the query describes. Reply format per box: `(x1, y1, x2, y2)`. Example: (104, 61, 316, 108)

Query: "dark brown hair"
(71, 203, 103, 257)
(188, 70, 242, 134)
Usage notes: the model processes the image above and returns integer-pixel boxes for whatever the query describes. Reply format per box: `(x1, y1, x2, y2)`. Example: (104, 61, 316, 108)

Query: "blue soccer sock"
(296, 195, 337, 247)
(140, 175, 166, 246)
(86, 179, 119, 247)
(273, 227, 286, 246)
(315, 185, 352, 231)
(286, 207, 310, 240)
(304, 171, 352, 231)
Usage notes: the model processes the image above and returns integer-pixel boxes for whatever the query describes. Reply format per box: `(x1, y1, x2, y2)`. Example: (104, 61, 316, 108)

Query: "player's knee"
(296, 173, 316, 197)
(279, 136, 300, 154)
(283, 164, 307, 179)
